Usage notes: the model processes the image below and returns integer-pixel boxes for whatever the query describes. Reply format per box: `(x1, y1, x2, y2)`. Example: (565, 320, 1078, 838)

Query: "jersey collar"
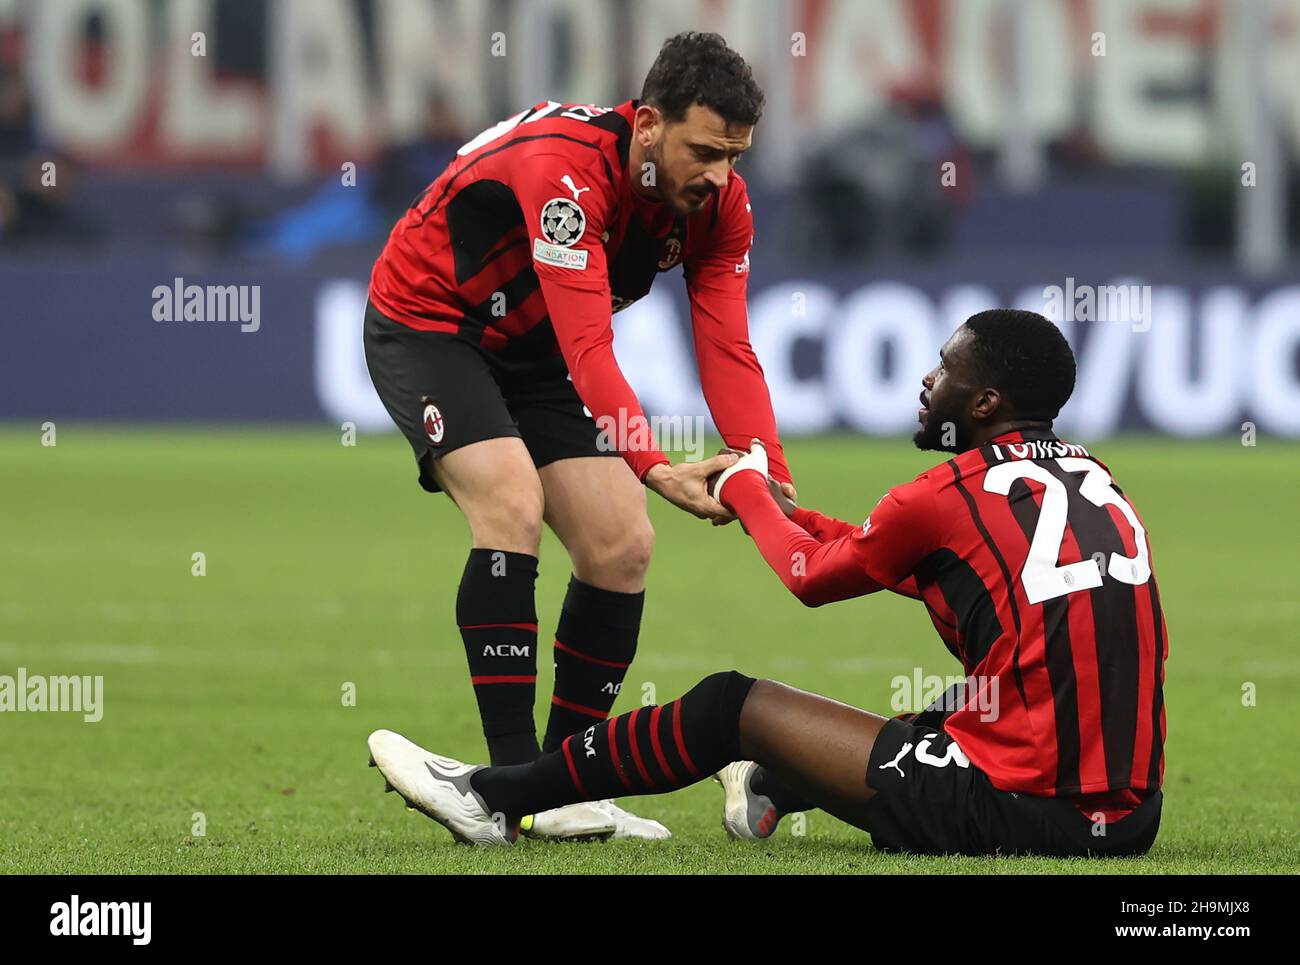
(988, 426, 1061, 447)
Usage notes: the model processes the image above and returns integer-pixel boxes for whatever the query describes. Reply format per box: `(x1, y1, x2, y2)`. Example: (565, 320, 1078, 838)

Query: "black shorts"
(861, 716, 1163, 857)
(363, 301, 618, 492)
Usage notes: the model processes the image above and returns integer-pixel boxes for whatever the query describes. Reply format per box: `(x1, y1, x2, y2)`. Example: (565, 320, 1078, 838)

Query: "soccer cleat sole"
(716, 761, 777, 841)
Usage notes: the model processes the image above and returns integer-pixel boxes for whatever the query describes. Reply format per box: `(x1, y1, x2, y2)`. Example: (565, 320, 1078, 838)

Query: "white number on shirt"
(983, 458, 1151, 605)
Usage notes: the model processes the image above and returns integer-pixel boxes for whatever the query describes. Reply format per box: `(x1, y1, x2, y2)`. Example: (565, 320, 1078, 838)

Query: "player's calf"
(457, 549, 542, 765)
(537, 461, 656, 752)
(542, 576, 645, 753)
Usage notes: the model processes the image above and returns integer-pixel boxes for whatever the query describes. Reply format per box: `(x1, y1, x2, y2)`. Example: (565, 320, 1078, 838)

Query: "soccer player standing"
(363, 33, 791, 838)
(369, 311, 1168, 857)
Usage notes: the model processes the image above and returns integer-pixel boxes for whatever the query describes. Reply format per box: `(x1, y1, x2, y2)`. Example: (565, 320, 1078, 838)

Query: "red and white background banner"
(9, 0, 1300, 176)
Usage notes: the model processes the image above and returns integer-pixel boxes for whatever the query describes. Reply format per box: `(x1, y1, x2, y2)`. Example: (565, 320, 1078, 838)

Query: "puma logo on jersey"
(879, 741, 913, 777)
(560, 174, 590, 201)
(481, 644, 531, 658)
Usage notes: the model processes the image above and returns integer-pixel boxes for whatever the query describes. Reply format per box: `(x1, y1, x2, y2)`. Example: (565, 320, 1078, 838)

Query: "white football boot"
(367, 729, 513, 846)
(715, 761, 781, 841)
(593, 800, 672, 840)
(520, 803, 616, 842)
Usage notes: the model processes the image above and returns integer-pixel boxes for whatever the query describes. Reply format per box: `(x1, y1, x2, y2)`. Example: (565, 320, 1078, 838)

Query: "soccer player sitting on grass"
(368, 310, 1168, 857)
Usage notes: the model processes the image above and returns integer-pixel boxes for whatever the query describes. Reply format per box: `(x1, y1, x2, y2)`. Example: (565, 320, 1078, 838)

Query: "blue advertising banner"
(4, 251, 1298, 439)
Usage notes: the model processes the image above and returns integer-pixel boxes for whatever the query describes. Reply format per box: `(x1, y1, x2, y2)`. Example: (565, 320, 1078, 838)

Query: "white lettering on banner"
(609, 288, 709, 425)
(1136, 287, 1241, 436)
(314, 280, 391, 431)
(937, 286, 1000, 354)
(944, 0, 1073, 148)
(811, 0, 923, 131)
(827, 284, 936, 435)
(749, 283, 837, 434)
(1093, 0, 1210, 165)
(268, 0, 369, 176)
(378, 0, 486, 144)
(509, 0, 616, 109)
(313, 279, 1300, 440)
(1036, 291, 1129, 440)
(161, 0, 259, 152)
(32, 0, 150, 149)
(20, 1, 1300, 169)
(1250, 286, 1300, 435)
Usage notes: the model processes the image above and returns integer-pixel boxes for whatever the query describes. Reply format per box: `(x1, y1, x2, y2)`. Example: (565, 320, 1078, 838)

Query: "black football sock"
(456, 549, 541, 766)
(541, 576, 643, 753)
(472, 671, 756, 817)
(750, 765, 814, 814)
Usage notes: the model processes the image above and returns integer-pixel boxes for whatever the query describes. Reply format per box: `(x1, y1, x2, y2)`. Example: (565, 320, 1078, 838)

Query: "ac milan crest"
(423, 402, 445, 444)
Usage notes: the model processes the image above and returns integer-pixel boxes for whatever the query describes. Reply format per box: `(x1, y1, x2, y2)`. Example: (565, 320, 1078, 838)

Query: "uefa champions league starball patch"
(539, 197, 586, 246)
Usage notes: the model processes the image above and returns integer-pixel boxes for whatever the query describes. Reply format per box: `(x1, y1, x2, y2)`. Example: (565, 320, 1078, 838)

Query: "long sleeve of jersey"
(724, 474, 928, 605)
(722, 474, 884, 606)
(684, 180, 791, 484)
(516, 153, 669, 481)
(790, 506, 860, 542)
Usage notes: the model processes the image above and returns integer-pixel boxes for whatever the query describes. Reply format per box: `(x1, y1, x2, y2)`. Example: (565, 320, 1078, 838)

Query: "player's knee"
(689, 669, 752, 699)
(616, 519, 655, 577)
(574, 519, 654, 586)
(681, 671, 758, 761)
(467, 487, 544, 554)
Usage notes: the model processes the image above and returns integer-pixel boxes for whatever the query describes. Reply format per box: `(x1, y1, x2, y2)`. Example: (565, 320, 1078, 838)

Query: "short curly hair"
(963, 310, 1077, 421)
(640, 32, 764, 126)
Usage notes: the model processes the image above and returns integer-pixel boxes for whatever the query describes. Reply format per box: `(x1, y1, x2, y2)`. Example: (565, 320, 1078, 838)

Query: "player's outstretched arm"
(712, 447, 857, 544)
(790, 504, 859, 541)
(714, 444, 887, 606)
(770, 482, 924, 601)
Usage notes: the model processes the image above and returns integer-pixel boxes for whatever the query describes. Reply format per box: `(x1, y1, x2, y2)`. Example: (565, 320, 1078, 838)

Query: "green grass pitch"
(1, 426, 1297, 874)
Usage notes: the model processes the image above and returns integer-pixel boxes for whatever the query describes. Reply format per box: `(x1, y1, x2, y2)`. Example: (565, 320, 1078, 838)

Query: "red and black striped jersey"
(368, 99, 790, 483)
(725, 428, 1168, 810)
